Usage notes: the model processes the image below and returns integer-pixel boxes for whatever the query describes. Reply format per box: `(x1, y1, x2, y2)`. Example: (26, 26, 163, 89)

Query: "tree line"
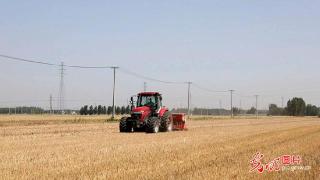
(0, 107, 45, 114)
(79, 105, 131, 115)
(172, 97, 319, 117)
(0, 107, 76, 114)
(268, 97, 319, 116)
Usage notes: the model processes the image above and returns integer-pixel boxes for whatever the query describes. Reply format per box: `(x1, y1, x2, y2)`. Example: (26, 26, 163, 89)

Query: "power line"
(234, 93, 255, 98)
(192, 83, 228, 93)
(1, 53, 302, 112)
(2, 54, 320, 98)
(66, 65, 113, 69)
(0, 54, 114, 69)
(0, 54, 58, 66)
(119, 68, 186, 84)
(0, 54, 119, 118)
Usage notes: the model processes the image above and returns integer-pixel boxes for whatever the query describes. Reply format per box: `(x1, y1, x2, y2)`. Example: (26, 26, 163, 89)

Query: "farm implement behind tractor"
(119, 92, 187, 133)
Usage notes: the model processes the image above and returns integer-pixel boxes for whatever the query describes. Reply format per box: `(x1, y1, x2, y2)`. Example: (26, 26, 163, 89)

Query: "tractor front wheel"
(146, 117, 160, 133)
(119, 117, 132, 133)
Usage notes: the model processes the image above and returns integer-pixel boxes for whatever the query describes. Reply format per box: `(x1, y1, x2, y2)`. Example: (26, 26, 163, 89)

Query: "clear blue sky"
(0, 0, 320, 110)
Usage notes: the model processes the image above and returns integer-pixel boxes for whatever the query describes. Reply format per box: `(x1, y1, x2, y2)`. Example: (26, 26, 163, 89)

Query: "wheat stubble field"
(0, 115, 319, 179)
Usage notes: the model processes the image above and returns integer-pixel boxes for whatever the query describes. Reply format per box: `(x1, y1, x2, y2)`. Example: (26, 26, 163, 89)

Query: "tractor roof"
(138, 92, 161, 96)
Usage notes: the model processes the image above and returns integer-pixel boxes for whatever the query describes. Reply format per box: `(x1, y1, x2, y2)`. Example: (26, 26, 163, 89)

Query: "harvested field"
(0, 115, 319, 179)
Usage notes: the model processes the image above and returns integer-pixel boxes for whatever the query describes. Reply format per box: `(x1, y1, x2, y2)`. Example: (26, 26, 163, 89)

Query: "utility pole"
(229, 90, 234, 118)
(50, 94, 53, 114)
(187, 82, 192, 119)
(111, 66, 119, 120)
(255, 95, 259, 118)
(143, 82, 147, 92)
(281, 96, 284, 108)
(59, 62, 65, 114)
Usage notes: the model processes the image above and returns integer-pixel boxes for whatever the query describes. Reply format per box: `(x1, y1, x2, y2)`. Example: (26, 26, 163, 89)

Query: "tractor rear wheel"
(119, 117, 132, 132)
(160, 111, 173, 132)
(146, 117, 160, 133)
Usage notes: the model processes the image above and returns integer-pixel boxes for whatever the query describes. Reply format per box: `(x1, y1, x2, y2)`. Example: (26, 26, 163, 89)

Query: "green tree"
(97, 105, 102, 115)
(268, 104, 284, 115)
(103, 106, 107, 114)
(232, 107, 241, 116)
(79, 106, 84, 115)
(107, 106, 112, 115)
(247, 107, 256, 114)
(81, 105, 88, 115)
(88, 105, 94, 115)
(305, 104, 319, 116)
(125, 105, 131, 114)
(286, 97, 306, 116)
(120, 106, 126, 115)
(93, 106, 98, 115)
(115, 106, 121, 115)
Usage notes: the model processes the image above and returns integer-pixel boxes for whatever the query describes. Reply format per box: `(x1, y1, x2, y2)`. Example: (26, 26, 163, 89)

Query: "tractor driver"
(146, 96, 160, 112)
(146, 97, 155, 108)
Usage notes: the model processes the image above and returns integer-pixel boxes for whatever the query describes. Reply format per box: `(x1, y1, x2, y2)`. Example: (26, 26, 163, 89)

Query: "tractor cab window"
(137, 95, 157, 107)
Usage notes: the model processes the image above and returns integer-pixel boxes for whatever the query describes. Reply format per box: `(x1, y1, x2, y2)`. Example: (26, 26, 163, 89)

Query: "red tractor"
(119, 92, 173, 133)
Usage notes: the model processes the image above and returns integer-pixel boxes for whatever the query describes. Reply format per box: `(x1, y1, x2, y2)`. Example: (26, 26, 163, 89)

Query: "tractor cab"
(129, 92, 164, 121)
(136, 92, 162, 112)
